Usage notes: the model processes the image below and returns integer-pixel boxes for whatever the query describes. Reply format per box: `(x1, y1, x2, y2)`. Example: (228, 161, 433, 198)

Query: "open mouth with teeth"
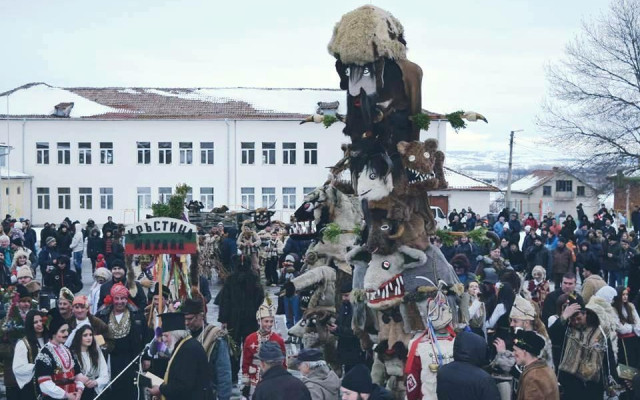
(366, 273, 405, 304)
(406, 168, 436, 185)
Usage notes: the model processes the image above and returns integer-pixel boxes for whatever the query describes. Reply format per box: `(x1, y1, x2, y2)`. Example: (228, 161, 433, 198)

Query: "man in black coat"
(329, 282, 366, 374)
(42, 255, 82, 294)
(524, 236, 549, 276)
(541, 272, 583, 324)
(436, 331, 500, 400)
(252, 341, 310, 400)
(148, 312, 212, 400)
(102, 215, 118, 237)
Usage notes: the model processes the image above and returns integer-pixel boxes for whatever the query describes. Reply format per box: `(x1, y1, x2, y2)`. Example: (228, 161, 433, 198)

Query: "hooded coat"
(301, 364, 340, 400)
(436, 331, 500, 400)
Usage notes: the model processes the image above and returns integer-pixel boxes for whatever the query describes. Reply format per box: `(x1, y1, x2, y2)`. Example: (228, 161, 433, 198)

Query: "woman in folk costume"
(68, 325, 109, 400)
(527, 266, 549, 310)
(613, 286, 640, 369)
(89, 266, 111, 315)
(34, 318, 86, 400)
(13, 310, 48, 400)
(241, 294, 286, 398)
(237, 222, 261, 272)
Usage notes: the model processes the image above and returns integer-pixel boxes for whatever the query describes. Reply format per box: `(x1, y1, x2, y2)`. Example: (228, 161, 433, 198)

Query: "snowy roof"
(0, 82, 347, 120)
(0, 169, 31, 179)
(441, 167, 499, 192)
(506, 170, 555, 193)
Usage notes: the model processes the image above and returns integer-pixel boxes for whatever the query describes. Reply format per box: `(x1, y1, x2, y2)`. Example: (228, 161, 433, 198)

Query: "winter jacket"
(101, 221, 118, 237)
(56, 227, 72, 256)
(454, 243, 478, 269)
(219, 236, 238, 270)
(70, 223, 84, 253)
(493, 221, 505, 238)
(43, 266, 82, 294)
(575, 248, 599, 274)
(23, 227, 36, 252)
(437, 331, 500, 400)
(301, 365, 340, 400)
(551, 246, 573, 275)
(38, 246, 60, 276)
(603, 241, 622, 272)
(525, 245, 549, 271)
(524, 217, 538, 231)
(87, 229, 104, 260)
(542, 289, 583, 326)
(252, 365, 311, 400)
(516, 359, 559, 400)
(333, 301, 365, 367)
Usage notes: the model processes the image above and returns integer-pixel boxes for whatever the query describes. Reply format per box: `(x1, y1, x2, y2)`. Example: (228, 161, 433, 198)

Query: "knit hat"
(48, 316, 69, 337)
(257, 341, 285, 362)
(256, 295, 276, 321)
(110, 259, 125, 270)
(510, 296, 535, 321)
(595, 286, 617, 304)
(17, 266, 33, 279)
(16, 284, 31, 300)
(159, 312, 186, 333)
(46, 236, 56, 246)
(93, 267, 112, 282)
(341, 364, 373, 394)
(59, 287, 74, 303)
(25, 281, 41, 294)
(513, 330, 546, 357)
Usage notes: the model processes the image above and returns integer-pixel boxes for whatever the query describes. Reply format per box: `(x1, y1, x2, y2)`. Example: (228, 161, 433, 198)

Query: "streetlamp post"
(505, 129, 523, 212)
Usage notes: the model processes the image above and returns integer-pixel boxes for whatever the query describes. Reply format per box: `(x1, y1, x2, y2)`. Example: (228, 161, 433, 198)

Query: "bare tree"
(539, 0, 640, 174)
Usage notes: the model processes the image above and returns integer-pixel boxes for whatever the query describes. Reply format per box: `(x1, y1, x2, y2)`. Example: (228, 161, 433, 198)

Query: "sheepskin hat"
(328, 5, 407, 65)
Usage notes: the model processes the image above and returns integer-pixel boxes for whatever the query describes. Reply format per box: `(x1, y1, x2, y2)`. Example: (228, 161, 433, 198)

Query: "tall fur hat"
(256, 293, 277, 321)
(328, 5, 407, 65)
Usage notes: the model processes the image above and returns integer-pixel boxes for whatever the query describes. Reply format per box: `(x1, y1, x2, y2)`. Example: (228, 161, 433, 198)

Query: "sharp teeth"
(399, 276, 404, 285)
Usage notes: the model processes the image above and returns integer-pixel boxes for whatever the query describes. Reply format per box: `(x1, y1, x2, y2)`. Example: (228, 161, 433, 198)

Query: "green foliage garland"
(435, 227, 490, 247)
(323, 114, 337, 128)
(412, 113, 431, 131)
(152, 183, 192, 218)
(445, 111, 467, 132)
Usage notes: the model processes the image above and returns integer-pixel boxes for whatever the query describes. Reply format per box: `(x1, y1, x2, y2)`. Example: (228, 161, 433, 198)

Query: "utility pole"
(505, 129, 523, 212)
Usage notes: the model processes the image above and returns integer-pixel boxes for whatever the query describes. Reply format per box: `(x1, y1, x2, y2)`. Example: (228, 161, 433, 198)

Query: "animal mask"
(250, 208, 275, 231)
(396, 139, 447, 193)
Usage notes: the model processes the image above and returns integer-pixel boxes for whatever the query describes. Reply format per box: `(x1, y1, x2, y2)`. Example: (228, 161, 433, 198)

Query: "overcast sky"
(0, 0, 607, 152)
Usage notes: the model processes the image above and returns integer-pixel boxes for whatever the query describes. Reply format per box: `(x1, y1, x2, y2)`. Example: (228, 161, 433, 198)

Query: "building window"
(556, 180, 573, 192)
(543, 186, 551, 196)
(159, 142, 172, 164)
(283, 142, 296, 165)
(200, 142, 214, 164)
(100, 142, 113, 164)
(137, 187, 151, 209)
(78, 142, 91, 164)
(577, 186, 585, 197)
(159, 187, 172, 203)
(241, 142, 255, 165)
(283, 187, 296, 209)
(241, 187, 255, 209)
(100, 188, 113, 209)
(79, 187, 92, 209)
(58, 187, 71, 209)
(303, 187, 316, 195)
(179, 142, 193, 165)
(262, 142, 276, 165)
(304, 142, 317, 165)
(57, 142, 70, 165)
(137, 142, 151, 164)
(36, 142, 49, 164)
(17, 187, 20, 195)
(262, 187, 276, 208)
(200, 187, 214, 209)
(37, 187, 50, 209)
(5, 188, 8, 196)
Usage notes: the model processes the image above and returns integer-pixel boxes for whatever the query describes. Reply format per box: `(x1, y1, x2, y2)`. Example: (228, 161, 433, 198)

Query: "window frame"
(79, 187, 92, 209)
(57, 142, 71, 165)
(137, 187, 152, 209)
(179, 142, 193, 165)
(36, 142, 50, 165)
(577, 186, 586, 197)
(37, 187, 50, 209)
(304, 142, 318, 165)
(100, 187, 114, 210)
(555, 180, 573, 192)
(283, 142, 296, 165)
(282, 187, 296, 209)
(137, 142, 151, 164)
(200, 142, 214, 165)
(58, 187, 71, 209)
(262, 187, 276, 208)
(241, 187, 255, 209)
(241, 142, 255, 165)
(542, 186, 552, 197)
(200, 187, 214, 209)
(262, 142, 276, 165)
(159, 187, 172, 204)
(78, 142, 92, 165)
(100, 142, 113, 164)
(158, 142, 172, 165)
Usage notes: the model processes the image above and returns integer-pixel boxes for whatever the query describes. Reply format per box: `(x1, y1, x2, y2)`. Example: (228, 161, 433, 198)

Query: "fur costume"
(396, 139, 447, 192)
(372, 341, 408, 400)
(287, 265, 337, 312)
(293, 184, 362, 274)
(328, 5, 406, 65)
(586, 296, 619, 360)
(287, 309, 340, 373)
(250, 208, 275, 231)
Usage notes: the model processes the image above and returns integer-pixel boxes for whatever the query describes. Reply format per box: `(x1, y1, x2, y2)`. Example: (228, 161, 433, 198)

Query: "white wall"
(2, 118, 447, 225)
(429, 190, 493, 216)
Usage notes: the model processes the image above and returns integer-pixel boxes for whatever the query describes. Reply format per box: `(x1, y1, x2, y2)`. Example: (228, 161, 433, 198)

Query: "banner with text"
(125, 218, 198, 254)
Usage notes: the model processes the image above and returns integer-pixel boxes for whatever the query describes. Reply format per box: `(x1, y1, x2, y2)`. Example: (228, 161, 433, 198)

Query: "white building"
(507, 167, 599, 218)
(429, 167, 500, 217)
(0, 83, 449, 224)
